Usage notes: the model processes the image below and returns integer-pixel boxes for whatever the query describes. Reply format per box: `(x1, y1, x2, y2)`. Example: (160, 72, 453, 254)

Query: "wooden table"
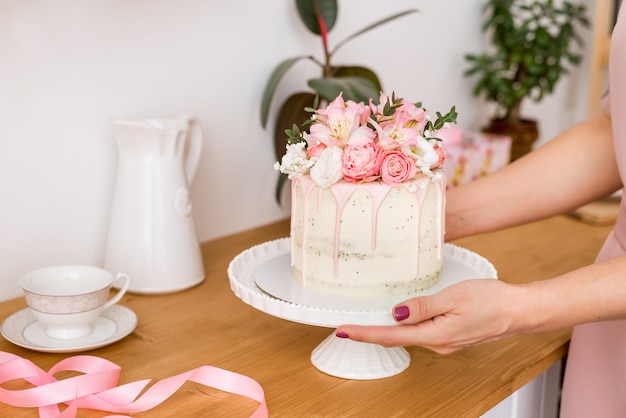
(0, 215, 613, 417)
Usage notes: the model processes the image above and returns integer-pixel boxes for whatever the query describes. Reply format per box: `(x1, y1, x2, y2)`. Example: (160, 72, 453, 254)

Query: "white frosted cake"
(291, 174, 445, 297)
(275, 92, 456, 298)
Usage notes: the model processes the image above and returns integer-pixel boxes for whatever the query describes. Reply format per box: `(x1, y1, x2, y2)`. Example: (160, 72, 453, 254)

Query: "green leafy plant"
(260, 0, 418, 202)
(464, 0, 589, 124)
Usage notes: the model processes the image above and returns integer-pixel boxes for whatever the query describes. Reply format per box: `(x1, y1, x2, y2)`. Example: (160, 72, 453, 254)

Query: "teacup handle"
(104, 273, 130, 310)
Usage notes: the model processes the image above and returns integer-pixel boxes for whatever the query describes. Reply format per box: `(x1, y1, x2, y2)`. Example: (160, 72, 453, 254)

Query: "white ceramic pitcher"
(104, 116, 205, 294)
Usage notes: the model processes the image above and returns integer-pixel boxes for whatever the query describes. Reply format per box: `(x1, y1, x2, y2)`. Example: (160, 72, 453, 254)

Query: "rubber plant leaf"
(296, 0, 338, 35)
(274, 92, 317, 161)
(260, 55, 309, 128)
(275, 171, 289, 205)
(273, 92, 317, 203)
(332, 9, 418, 53)
(333, 66, 383, 95)
(308, 76, 379, 103)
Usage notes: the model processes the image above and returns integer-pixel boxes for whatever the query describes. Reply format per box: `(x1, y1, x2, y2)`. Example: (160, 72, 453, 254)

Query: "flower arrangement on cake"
(278, 92, 458, 297)
(274, 92, 457, 188)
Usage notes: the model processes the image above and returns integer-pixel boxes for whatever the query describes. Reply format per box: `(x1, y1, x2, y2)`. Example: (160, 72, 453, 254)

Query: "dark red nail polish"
(394, 305, 410, 321)
(336, 331, 349, 338)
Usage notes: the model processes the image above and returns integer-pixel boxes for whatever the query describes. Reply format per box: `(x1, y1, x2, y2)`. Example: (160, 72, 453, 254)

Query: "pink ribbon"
(0, 351, 267, 417)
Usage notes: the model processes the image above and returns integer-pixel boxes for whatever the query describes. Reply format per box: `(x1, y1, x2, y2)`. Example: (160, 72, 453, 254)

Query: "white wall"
(0, 0, 594, 301)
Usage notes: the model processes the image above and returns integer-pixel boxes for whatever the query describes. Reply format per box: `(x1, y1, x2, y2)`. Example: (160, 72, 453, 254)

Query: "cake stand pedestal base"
(311, 333, 410, 380)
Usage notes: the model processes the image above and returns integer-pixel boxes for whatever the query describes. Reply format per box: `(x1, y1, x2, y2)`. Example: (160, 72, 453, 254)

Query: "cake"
(275, 92, 456, 298)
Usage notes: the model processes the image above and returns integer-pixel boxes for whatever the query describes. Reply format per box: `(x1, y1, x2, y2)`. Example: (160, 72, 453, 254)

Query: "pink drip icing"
(292, 175, 445, 282)
(290, 187, 295, 268)
(292, 177, 319, 286)
(326, 181, 392, 276)
(407, 181, 428, 276)
(437, 172, 446, 259)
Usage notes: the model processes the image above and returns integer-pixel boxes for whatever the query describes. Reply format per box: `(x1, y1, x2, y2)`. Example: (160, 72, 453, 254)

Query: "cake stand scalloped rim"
(227, 238, 497, 328)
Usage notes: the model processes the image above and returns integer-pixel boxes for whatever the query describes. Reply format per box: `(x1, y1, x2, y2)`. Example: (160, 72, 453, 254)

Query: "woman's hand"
(336, 254, 626, 354)
(335, 279, 526, 354)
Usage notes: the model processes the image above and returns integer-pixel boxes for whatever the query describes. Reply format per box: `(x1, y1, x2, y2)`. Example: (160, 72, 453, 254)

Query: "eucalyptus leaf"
(273, 92, 317, 161)
(273, 92, 317, 204)
(296, 0, 338, 35)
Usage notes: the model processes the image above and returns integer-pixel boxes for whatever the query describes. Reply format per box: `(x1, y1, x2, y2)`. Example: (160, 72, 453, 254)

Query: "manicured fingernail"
(335, 331, 349, 338)
(394, 305, 410, 321)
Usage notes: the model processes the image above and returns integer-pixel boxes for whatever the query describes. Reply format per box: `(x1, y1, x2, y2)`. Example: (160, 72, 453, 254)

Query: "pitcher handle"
(184, 117, 203, 182)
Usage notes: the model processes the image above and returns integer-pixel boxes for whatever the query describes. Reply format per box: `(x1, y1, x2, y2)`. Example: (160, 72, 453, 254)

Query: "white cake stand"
(228, 238, 497, 380)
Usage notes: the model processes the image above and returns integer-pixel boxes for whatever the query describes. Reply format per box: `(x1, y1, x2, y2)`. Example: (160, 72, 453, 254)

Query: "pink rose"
(381, 150, 417, 185)
(341, 142, 383, 182)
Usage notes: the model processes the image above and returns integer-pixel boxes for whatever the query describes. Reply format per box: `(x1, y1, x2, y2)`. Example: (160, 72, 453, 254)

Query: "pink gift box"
(439, 126, 512, 188)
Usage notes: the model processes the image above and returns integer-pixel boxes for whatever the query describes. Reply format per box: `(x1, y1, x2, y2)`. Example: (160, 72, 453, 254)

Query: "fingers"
(335, 322, 462, 355)
(335, 323, 424, 347)
(333, 292, 455, 348)
(334, 282, 478, 353)
(335, 280, 519, 355)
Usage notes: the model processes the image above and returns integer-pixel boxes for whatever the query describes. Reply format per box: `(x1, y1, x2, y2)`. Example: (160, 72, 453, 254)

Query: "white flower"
(275, 142, 315, 179)
(413, 136, 439, 167)
(310, 146, 344, 187)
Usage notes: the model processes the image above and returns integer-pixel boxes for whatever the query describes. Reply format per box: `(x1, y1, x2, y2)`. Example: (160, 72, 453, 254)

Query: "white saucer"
(1, 304, 137, 353)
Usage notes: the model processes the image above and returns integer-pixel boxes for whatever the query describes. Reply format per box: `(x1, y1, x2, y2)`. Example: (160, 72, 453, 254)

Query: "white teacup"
(19, 265, 130, 340)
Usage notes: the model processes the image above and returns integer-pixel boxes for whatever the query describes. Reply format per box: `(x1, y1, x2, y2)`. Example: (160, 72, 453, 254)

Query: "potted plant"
(464, 0, 589, 161)
(260, 0, 417, 202)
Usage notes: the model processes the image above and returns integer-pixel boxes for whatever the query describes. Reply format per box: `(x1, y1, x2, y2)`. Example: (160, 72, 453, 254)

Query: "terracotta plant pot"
(483, 118, 539, 162)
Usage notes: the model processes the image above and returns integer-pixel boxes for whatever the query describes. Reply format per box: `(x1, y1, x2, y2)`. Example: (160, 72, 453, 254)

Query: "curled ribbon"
(0, 351, 267, 417)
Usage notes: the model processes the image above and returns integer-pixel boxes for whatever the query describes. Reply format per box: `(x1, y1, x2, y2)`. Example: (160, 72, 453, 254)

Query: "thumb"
(391, 292, 452, 324)
(333, 294, 453, 348)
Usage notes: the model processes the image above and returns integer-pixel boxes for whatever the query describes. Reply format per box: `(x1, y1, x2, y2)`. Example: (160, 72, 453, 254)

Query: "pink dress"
(560, 3, 626, 417)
